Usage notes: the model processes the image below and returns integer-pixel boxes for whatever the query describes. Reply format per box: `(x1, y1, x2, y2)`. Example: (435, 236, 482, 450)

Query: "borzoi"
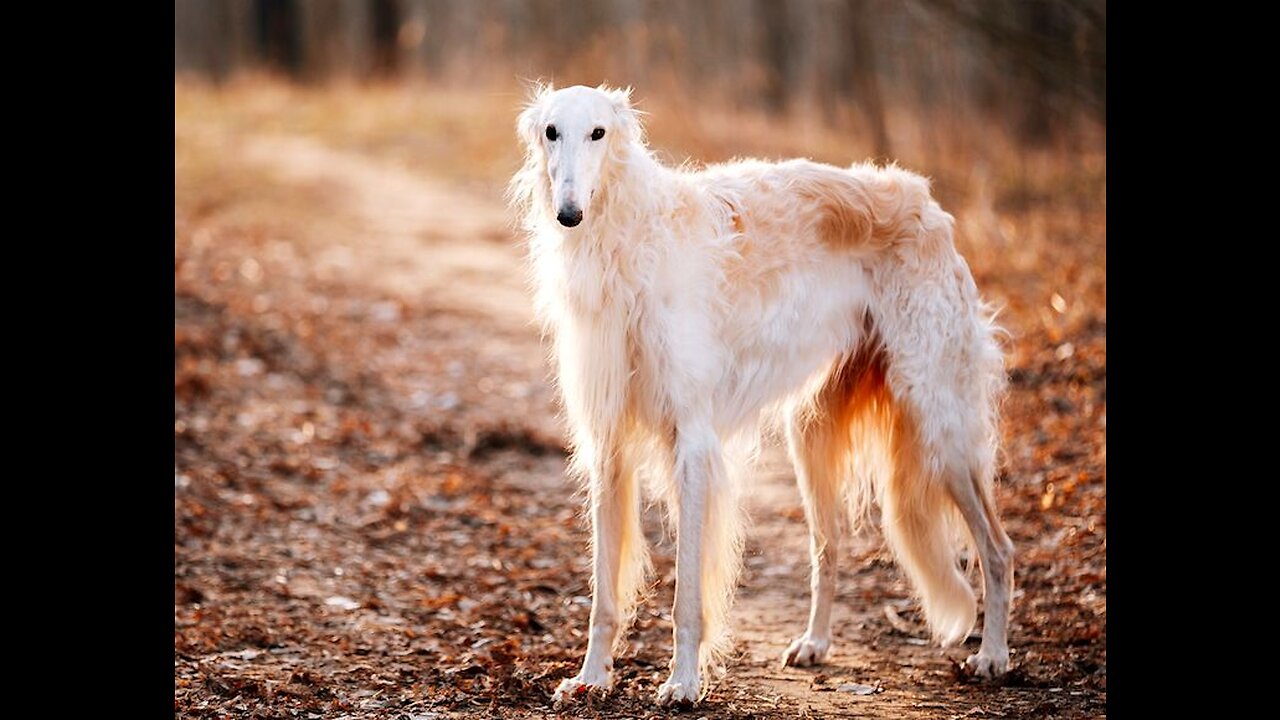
(509, 84, 1014, 707)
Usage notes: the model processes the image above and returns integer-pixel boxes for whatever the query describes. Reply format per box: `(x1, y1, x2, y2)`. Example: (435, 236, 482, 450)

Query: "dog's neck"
(572, 146, 668, 249)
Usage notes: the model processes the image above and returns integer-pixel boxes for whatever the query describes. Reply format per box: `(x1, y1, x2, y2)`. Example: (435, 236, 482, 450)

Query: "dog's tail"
(876, 425, 977, 647)
(834, 346, 977, 648)
(826, 169, 1008, 647)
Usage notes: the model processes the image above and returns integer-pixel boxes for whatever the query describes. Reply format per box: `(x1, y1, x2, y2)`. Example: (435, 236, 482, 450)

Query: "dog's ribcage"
(534, 173, 875, 442)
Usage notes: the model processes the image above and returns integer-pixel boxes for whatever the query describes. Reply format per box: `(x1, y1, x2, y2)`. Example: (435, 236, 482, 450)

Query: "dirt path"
(176, 122, 1106, 718)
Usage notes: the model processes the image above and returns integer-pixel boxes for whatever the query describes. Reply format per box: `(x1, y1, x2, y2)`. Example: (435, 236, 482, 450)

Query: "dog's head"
(511, 84, 642, 229)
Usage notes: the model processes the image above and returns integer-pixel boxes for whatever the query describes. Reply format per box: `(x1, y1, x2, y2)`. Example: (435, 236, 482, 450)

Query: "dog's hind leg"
(554, 441, 649, 704)
(781, 401, 847, 667)
(946, 468, 1014, 678)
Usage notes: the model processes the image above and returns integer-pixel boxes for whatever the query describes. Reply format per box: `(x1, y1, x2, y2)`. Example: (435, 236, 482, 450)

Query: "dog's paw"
(782, 634, 831, 667)
(656, 673, 702, 707)
(553, 670, 613, 707)
(962, 649, 1009, 679)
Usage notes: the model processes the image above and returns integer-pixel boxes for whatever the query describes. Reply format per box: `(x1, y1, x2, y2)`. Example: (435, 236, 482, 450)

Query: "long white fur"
(509, 84, 1014, 707)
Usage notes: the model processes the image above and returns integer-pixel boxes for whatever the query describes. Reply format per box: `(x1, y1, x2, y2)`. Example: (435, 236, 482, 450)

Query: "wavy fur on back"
(513, 84, 1013, 706)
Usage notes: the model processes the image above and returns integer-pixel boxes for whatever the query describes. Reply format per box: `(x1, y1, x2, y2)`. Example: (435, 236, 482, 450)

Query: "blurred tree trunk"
(842, 0, 891, 159)
(339, 0, 374, 79)
(1014, 0, 1053, 144)
(395, 0, 431, 78)
(758, 0, 796, 113)
(176, 0, 253, 80)
(606, 0, 645, 84)
(1071, 0, 1107, 123)
(370, 0, 401, 77)
(298, 0, 373, 80)
(253, 0, 301, 75)
(297, 1, 336, 80)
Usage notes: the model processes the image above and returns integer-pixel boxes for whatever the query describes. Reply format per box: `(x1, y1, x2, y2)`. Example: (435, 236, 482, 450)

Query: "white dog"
(509, 84, 1014, 707)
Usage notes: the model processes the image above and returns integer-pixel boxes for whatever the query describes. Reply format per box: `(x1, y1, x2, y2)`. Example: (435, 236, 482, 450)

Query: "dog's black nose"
(557, 206, 583, 227)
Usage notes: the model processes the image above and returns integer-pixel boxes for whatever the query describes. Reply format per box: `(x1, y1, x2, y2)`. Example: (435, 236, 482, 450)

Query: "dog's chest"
(554, 242, 678, 405)
(551, 239, 647, 319)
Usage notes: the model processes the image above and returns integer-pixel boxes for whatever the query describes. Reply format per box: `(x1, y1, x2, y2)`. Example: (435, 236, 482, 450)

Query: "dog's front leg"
(656, 427, 719, 706)
(553, 451, 639, 705)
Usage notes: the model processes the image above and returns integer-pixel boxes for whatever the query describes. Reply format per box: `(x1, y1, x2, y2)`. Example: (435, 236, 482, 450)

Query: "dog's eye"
(591, 127, 606, 141)
(546, 125, 558, 141)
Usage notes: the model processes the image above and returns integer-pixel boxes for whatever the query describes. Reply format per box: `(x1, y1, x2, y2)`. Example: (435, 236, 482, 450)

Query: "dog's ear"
(509, 83, 553, 217)
(601, 85, 643, 143)
(516, 82, 553, 148)
(516, 102, 539, 148)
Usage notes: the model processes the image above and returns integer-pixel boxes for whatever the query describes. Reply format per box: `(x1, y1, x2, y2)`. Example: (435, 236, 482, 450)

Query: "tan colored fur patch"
(797, 165, 932, 252)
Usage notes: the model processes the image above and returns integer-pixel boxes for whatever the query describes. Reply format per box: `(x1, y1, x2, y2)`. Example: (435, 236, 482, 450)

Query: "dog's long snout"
(557, 205, 584, 227)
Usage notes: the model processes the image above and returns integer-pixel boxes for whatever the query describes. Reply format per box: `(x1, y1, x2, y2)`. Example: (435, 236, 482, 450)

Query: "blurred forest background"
(176, 0, 1104, 151)
(175, 3, 1105, 718)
